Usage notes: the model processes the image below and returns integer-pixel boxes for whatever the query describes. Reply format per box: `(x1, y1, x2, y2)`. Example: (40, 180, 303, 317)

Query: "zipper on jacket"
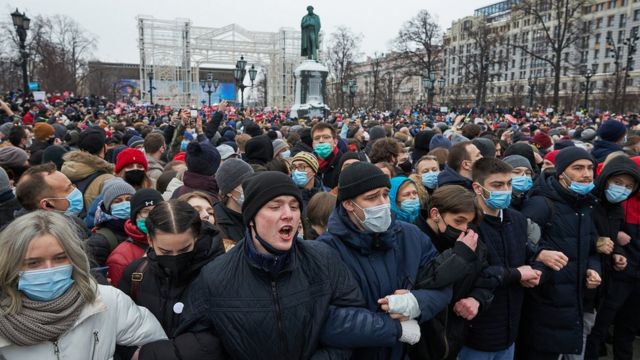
(53, 341, 60, 360)
(442, 309, 450, 359)
(271, 280, 288, 358)
(90, 331, 100, 360)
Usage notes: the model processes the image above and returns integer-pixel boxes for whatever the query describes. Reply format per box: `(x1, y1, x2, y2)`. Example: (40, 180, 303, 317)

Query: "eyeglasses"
(313, 134, 333, 142)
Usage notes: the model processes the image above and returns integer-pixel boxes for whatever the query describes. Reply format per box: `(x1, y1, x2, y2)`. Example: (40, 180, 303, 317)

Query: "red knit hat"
(544, 149, 560, 164)
(115, 148, 148, 173)
(173, 152, 186, 162)
(531, 132, 553, 150)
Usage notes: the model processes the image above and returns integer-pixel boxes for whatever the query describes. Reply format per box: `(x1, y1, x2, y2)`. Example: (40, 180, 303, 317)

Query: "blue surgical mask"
(18, 264, 74, 301)
(65, 188, 84, 216)
(111, 201, 131, 219)
(281, 150, 291, 159)
(605, 183, 632, 203)
(314, 143, 333, 159)
(421, 172, 439, 189)
(399, 198, 421, 223)
(291, 170, 309, 188)
(352, 202, 392, 233)
(512, 176, 533, 193)
(136, 218, 148, 234)
(481, 185, 512, 210)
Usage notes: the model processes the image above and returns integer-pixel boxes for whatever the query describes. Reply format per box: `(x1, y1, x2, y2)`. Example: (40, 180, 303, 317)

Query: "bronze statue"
(301, 6, 321, 61)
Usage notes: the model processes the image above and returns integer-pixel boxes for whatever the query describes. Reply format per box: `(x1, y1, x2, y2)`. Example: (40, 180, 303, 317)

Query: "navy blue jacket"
(437, 165, 473, 190)
(317, 206, 452, 360)
(520, 171, 600, 354)
(176, 237, 372, 360)
(591, 140, 623, 163)
(465, 209, 528, 352)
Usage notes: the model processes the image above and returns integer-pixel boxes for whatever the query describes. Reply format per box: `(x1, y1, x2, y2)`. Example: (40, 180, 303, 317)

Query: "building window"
(604, 63, 610, 72)
(608, 15, 615, 27)
(634, 9, 640, 21)
(620, 14, 627, 28)
(594, 49, 600, 59)
(596, 17, 603, 29)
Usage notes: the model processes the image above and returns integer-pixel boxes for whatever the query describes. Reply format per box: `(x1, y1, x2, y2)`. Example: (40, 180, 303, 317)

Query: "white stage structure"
(137, 16, 302, 108)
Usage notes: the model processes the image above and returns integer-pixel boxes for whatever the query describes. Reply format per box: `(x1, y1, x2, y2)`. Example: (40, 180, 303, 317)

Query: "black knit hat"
(186, 142, 221, 176)
(242, 171, 303, 226)
(337, 162, 391, 202)
(130, 189, 164, 219)
(554, 147, 595, 178)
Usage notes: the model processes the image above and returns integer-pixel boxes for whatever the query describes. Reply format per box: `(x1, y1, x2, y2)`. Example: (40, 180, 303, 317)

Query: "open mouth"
(279, 225, 294, 239)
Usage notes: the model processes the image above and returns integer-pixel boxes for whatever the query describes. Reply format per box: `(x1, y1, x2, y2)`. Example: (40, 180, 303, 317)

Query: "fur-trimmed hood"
(61, 150, 114, 181)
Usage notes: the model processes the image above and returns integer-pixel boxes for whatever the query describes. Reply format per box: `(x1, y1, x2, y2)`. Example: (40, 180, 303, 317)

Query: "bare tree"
(394, 10, 442, 78)
(2, 14, 96, 94)
(325, 26, 362, 109)
(458, 19, 507, 107)
(511, 0, 590, 110)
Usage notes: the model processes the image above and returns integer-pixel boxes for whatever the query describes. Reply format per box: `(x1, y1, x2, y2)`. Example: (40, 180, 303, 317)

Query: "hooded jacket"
(390, 176, 418, 223)
(520, 171, 600, 355)
(317, 206, 453, 360)
(171, 171, 220, 202)
(61, 150, 115, 208)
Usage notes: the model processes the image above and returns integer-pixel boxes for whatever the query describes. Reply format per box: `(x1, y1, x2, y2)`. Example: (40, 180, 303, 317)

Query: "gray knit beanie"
(502, 155, 533, 173)
(215, 158, 254, 196)
(102, 178, 135, 211)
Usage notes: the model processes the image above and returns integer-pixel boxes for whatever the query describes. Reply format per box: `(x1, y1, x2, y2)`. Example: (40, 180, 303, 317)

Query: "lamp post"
(234, 55, 248, 109)
(147, 70, 155, 105)
(621, 32, 639, 114)
(583, 69, 593, 111)
(422, 70, 436, 106)
(437, 77, 446, 106)
(200, 71, 218, 107)
(11, 8, 30, 97)
(528, 75, 536, 109)
(342, 79, 358, 110)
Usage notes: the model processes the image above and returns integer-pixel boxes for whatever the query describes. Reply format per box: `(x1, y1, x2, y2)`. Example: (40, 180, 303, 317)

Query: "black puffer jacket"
(411, 217, 493, 360)
(520, 171, 600, 355)
(123, 224, 226, 360)
(173, 236, 366, 360)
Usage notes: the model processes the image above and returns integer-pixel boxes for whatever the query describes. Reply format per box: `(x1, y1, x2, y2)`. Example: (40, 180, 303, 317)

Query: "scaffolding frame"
(138, 16, 301, 108)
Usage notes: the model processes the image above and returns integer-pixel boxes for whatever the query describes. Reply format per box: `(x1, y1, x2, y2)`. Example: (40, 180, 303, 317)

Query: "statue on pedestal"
(301, 6, 320, 61)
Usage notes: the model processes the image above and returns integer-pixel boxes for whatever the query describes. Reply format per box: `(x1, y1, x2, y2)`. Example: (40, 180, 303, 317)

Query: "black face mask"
(398, 160, 413, 174)
(155, 251, 195, 277)
(124, 169, 145, 187)
(439, 223, 463, 243)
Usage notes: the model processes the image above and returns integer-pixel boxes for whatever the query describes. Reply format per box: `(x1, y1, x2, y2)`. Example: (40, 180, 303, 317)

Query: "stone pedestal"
(290, 60, 330, 119)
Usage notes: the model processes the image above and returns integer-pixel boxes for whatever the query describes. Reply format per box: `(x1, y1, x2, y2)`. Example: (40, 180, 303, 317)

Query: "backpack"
(94, 227, 119, 252)
(130, 258, 150, 303)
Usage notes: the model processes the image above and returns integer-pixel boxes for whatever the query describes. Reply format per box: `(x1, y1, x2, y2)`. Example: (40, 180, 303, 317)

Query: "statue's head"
(307, 5, 314, 13)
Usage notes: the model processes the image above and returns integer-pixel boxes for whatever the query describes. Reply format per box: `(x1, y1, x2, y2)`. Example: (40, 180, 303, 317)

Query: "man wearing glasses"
(311, 122, 343, 188)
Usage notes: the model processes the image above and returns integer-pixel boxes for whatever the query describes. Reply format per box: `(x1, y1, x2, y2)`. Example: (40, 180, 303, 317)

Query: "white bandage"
(399, 319, 421, 344)
(386, 292, 421, 319)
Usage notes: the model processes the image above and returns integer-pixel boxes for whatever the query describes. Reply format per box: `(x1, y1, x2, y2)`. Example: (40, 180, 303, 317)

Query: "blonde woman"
(0, 211, 166, 359)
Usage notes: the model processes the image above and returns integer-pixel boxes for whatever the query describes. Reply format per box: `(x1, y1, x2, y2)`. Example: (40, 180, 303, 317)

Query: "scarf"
(0, 285, 85, 346)
(317, 146, 339, 170)
(124, 219, 148, 245)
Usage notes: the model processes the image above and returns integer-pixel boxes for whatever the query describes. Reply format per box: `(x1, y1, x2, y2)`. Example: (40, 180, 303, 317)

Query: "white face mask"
(363, 132, 371, 142)
(352, 201, 392, 233)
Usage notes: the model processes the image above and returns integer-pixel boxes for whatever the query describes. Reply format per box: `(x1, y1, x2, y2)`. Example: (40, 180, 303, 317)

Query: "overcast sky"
(4, 0, 497, 63)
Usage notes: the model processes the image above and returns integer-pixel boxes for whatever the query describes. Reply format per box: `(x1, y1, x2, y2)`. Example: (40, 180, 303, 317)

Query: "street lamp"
(147, 70, 155, 105)
(200, 71, 219, 107)
(342, 79, 358, 110)
(234, 55, 257, 109)
(11, 8, 30, 97)
(422, 70, 442, 108)
(583, 69, 594, 111)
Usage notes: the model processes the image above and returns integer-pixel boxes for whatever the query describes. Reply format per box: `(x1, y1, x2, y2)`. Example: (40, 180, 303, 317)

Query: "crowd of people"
(0, 90, 639, 360)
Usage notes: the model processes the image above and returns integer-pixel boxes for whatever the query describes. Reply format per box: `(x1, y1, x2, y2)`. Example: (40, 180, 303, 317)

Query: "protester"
(214, 158, 254, 250)
(0, 167, 21, 228)
(311, 122, 343, 188)
(438, 141, 482, 189)
(0, 210, 166, 359)
(107, 188, 164, 287)
(178, 191, 216, 225)
(290, 151, 326, 207)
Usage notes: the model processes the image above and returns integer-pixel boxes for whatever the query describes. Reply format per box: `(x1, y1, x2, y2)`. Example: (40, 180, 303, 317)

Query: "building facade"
(443, 0, 640, 113)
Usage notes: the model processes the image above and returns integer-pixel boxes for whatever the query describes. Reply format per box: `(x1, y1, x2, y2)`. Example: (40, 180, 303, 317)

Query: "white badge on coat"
(173, 302, 184, 314)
